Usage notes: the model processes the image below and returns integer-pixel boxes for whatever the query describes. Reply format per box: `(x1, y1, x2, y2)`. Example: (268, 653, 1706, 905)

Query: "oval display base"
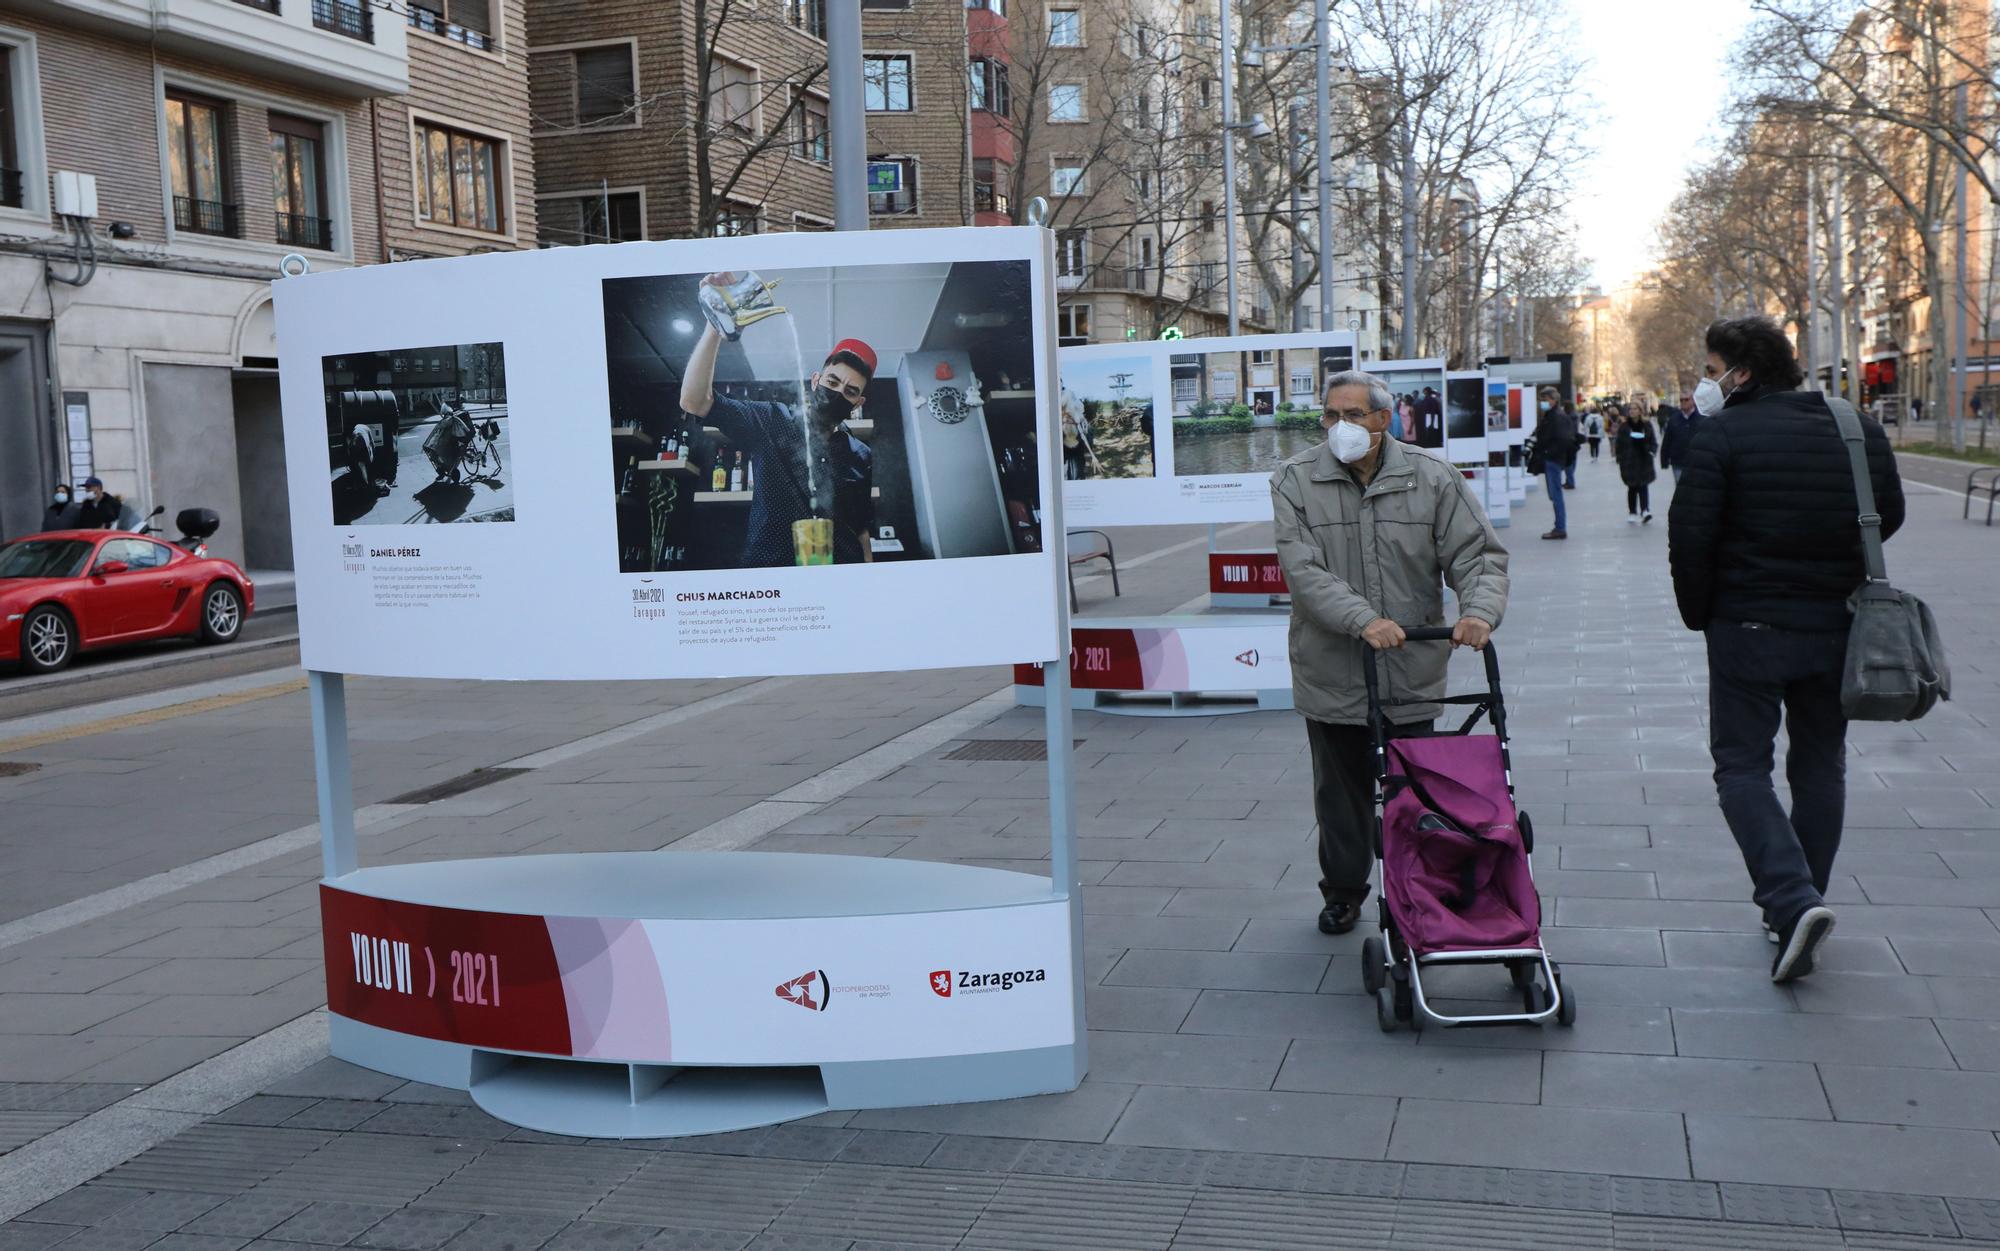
(470, 1053, 829, 1139)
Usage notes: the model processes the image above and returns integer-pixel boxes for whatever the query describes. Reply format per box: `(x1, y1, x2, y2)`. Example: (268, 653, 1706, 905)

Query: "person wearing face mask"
(1271, 370, 1509, 937)
(44, 484, 80, 531)
(1529, 386, 1578, 539)
(74, 477, 124, 530)
(681, 272, 875, 567)
(1669, 316, 1905, 984)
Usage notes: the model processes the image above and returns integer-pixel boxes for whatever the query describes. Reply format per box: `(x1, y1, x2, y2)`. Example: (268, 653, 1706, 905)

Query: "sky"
(1566, 0, 1753, 293)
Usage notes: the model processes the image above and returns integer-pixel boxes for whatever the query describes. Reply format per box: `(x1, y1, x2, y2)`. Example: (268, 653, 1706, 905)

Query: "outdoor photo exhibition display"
(1447, 369, 1501, 527)
(1058, 329, 1357, 529)
(1013, 616, 1293, 715)
(1509, 384, 1530, 504)
(1485, 375, 1515, 526)
(274, 226, 1088, 1139)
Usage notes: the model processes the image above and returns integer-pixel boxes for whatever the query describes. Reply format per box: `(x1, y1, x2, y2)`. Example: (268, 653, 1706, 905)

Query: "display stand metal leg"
(309, 670, 358, 880)
(1042, 654, 1088, 1085)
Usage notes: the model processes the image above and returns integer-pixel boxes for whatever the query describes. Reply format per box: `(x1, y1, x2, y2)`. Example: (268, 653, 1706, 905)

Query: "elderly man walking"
(1273, 370, 1511, 935)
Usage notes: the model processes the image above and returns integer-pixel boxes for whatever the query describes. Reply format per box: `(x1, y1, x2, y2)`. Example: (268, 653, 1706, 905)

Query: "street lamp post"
(827, 0, 867, 231)
(1219, 0, 1240, 335)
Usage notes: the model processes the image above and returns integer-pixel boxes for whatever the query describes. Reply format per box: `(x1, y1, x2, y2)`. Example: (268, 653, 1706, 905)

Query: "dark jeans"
(1543, 466, 1567, 531)
(1704, 621, 1850, 929)
(1627, 484, 1651, 514)
(1307, 717, 1433, 906)
(1563, 454, 1577, 488)
(1587, 436, 1601, 459)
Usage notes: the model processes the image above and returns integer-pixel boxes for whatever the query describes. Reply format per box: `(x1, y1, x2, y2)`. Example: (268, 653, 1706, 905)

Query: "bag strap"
(1824, 395, 1888, 584)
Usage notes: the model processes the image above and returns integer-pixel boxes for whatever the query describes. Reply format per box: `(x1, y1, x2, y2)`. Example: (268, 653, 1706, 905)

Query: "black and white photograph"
(602, 261, 1044, 572)
(1057, 355, 1156, 480)
(323, 342, 511, 525)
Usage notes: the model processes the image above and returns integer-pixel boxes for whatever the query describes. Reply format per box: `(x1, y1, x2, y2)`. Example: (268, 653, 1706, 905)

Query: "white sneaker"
(1625, 515, 1637, 525)
(1642, 512, 1654, 525)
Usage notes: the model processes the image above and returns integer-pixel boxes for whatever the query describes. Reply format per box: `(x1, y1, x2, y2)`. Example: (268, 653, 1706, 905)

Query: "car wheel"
(199, 583, 244, 644)
(21, 605, 74, 673)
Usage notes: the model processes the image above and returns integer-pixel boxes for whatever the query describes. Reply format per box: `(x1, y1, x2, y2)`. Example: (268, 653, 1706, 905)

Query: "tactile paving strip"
(1389, 1198, 1612, 1249)
(1718, 1183, 1841, 1229)
(589, 1154, 820, 1233)
(959, 1173, 1194, 1250)
(416, 1142, 644, 1219)
(251, 1132, 480, 1206)
(95, 1124, 332, 1195)
(763, 1164, 999, 1246)
(1607, 1213, 1846, 1249)
(1172, 1188, 1398, 1250)
(1831, 1189, 1961, 1238)
(1609, 1177, 1723, 1221)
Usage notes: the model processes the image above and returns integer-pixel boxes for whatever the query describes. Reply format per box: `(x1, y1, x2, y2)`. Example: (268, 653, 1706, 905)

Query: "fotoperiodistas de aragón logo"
(775, 970, 891, 1012)
(929, 966, 1048, 998)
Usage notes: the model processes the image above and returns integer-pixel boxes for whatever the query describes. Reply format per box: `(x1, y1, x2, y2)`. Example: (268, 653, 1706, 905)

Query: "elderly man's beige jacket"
(1270, 437, 1509, 724)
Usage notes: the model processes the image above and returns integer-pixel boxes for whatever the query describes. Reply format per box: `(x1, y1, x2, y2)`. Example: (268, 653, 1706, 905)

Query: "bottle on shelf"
(745, 456, 755, 493)
(729, 450, 744, 493)
(711, 448, 729, 492)
(661, 426, 680, 462)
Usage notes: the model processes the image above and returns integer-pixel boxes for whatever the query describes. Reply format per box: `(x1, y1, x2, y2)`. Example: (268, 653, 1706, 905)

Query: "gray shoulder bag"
(1825, 396, 1950, 721)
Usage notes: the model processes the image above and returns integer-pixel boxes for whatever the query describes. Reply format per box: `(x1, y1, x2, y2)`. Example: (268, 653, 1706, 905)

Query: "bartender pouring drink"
(680, 272, 875, 566)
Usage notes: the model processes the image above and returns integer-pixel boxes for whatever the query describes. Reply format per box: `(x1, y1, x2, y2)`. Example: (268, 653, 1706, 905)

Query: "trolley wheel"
(1519, 810, 1535, 854)
(1554, 968, 1576, 1027)
(1521, 981, 1547, 1015)
(1361, 937, 1387, 995)
(1395, 980, 1419, 1026)
(1375, 986, 1399, 1033)
(1507, 959, 1532, 990)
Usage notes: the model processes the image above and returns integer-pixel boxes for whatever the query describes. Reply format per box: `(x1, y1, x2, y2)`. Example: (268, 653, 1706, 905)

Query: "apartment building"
(1168, 344, 1328, 416)
(526, 0, 973, 244)
(0, 0, 538, 566)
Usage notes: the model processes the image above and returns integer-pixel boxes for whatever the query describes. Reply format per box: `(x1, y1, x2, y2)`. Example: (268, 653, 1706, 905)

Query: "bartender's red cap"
(826, 337, 878, 381)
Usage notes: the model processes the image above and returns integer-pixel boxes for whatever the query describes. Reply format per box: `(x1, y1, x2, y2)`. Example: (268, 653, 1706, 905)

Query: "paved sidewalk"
(2, 458, 1998, 1247)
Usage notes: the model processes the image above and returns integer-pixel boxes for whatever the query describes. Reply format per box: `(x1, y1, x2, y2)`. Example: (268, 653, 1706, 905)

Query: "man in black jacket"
(1668, 316, 1904, 984)
(1659, 395, 1703, 481)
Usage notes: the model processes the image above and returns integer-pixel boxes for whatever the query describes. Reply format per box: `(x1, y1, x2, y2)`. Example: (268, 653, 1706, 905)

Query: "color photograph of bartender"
(602, 259, 1041, 573)
(681, 272, 876, 566)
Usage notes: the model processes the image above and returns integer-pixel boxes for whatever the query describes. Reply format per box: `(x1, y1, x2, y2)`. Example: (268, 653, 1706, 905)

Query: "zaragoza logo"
(929, 970, 953, 998)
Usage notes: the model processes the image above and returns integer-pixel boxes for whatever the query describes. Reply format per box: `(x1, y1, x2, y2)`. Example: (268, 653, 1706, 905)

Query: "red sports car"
(0, 530, 253, 674)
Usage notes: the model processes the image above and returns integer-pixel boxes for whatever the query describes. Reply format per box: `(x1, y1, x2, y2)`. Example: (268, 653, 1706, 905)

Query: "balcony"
(310, 0, 370, 40)
(407, 5, 496, 52)
(0, 168, 21, 210)
(276, 212, 334, 249)
(174, 196, 242, 239)
(20, 0, 408, 97)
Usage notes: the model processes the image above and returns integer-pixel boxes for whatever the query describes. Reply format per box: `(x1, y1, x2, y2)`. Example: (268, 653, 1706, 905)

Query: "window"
(962, 0, 1003, 12)
(97, 538, 171, 571)
(970, 58, 1010, 114)
(408, 0, 494, 51)
(1049, 160, 1083, 196)
(0, 46, 20, 209)
(1048, 82, 1083, 122)
(1198, 77, 1212, 108)
(1250, 349, 1274, 364)
(864, 54, 912, 111)
(866, 0, 914, 7)
(1134, 170, 1150, 200)
(1172, 377, 1199, 407)
(415, 120, 504, 233)
(1201, 199, 1216, 233)
(973, 157, 1009, 216)
(789, 0, 826, 39)
(269, 114, 330, 249)
(714, 203, 759, 236)
(167, 91, 237, 238)
(538, 192, 641, 246)
(794, 90, 828, 162)
(793, 212, 834, 231)
(1057, 303, 1091, 345)
(709, 57, 760, 131)
(1056, 229, 1086, 276)
(311, 0, 372, 41)
(867, 155, 917, 214)
(1290, 367, 1316, 398)
(1211, 369, 1238, 400)
(1048, 8, 1081, 46)
(1139, 236, 1155, 267)
(574, 45, 636, 126)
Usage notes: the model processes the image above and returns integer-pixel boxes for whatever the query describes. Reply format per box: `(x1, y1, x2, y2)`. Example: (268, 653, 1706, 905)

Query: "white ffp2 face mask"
(1330, 420, 1375, 463)
(1692, 368, 1737, 417)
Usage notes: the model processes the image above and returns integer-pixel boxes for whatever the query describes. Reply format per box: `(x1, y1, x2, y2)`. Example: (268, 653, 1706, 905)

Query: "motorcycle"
(135, 505, 224, 557)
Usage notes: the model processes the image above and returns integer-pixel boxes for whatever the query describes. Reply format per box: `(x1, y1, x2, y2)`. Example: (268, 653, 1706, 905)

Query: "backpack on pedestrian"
(1826, 396, 1950, 721)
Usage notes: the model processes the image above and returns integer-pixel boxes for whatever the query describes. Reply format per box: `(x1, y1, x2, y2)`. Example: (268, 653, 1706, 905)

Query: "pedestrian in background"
(1659, 400, 1698, 483)
(1668, 315, 1905, 983)
(74, 477, 122, 529)
(1584, 406, 1604, 460)
(1272, 369, 1510, 937)
(44, 484, 79, 531)
(1532, 386, 1577, 540)
(1561, 399, 1580, 489)
(1617, 403, 1658, 523)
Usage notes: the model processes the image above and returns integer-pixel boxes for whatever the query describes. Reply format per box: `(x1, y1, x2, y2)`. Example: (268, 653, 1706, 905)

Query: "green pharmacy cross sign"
(866, 162, 904, 195)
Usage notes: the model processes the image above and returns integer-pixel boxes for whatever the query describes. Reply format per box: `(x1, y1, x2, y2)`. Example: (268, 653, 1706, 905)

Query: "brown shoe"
(1318, 902, 1362, 935)
(1541, 529, 1567, 540)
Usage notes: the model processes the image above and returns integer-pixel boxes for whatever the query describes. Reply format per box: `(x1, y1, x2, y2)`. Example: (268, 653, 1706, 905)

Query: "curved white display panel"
(275, 227, 1064, 681)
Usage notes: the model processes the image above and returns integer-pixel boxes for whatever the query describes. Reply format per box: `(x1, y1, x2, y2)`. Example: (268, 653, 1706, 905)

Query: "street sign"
(1159, 327, 1184, 341)
(866, 162, 903, 195)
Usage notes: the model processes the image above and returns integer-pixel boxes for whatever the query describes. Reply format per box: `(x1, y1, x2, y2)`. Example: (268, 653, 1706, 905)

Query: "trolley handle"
(1360, 626, 1503, 711)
